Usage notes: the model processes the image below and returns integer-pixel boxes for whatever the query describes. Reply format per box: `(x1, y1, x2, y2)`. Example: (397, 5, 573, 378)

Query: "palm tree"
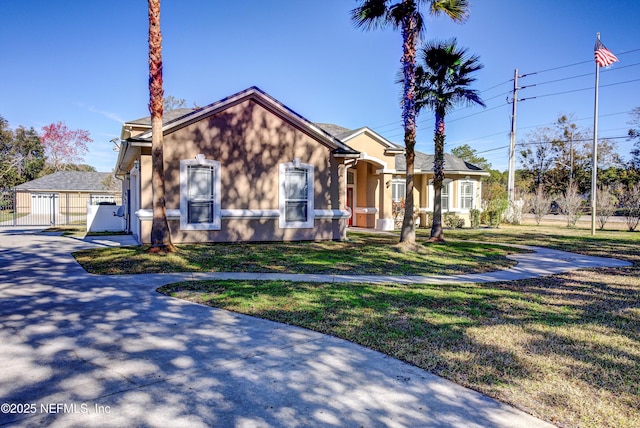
(351, 0, 469, 244)
(414, 38, 485, 241)
(148, 0, 175, 252)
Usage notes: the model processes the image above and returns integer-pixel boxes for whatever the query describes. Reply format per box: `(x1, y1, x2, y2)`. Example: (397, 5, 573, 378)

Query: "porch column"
(376, 172, 394, 231)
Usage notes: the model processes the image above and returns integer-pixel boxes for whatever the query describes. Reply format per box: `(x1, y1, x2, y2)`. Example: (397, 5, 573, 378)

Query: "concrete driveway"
(0, 228, 561, 427)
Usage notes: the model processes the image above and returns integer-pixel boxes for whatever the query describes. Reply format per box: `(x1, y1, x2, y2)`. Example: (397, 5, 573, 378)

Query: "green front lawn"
(73, 232, 518, 276)
(157, 226, 639, 428)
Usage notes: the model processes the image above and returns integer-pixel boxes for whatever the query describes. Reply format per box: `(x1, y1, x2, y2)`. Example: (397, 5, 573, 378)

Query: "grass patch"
(42, 225, 86, 237)
(159, 226, 640, 427)
(73, 232, 518, 275)
(0, 211, 28, 222)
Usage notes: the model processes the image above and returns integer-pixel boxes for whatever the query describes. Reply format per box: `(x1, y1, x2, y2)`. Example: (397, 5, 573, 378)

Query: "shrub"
(469, 208, 481, 229)
(487, 210, 501, 227)
(596, 185, 618, 230)
(620, 183, 640, 232)
(483, 198, 508, 227)
(444, 212, 465, 229)
(505, 199, 524, 225)
(527, 187, 552, 225)
(421, 211, 433, 228)
(557, 184, 583, 228)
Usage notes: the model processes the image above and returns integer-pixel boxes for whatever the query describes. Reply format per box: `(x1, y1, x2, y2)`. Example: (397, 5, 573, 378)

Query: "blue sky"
(1, 1, 639, 172)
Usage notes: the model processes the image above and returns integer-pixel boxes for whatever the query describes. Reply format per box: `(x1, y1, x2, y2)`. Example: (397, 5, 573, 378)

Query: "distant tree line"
(0, 115, 94, 189)
(451, 108, 640, 230)
(516, 113, 638, 195)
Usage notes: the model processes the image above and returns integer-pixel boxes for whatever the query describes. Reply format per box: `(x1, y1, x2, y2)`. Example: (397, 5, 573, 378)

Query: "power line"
(527, 62, 640, 89)
(371, 48, 640, 140)
(521, 47, 640, 76)
(531, 78, 640, 99)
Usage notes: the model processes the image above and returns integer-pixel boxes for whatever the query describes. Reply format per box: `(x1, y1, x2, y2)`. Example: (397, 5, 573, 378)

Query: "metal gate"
(0, 189, 92, 227)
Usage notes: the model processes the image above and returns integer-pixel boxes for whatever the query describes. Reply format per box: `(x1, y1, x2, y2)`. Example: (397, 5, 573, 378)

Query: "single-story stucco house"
(13, 171, 121, 221)
(115, 86, 487, 244)
(115, 86, 359, 244)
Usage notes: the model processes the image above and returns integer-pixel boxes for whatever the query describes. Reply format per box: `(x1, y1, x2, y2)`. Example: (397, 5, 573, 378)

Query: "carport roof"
(14, 172, 120, 192)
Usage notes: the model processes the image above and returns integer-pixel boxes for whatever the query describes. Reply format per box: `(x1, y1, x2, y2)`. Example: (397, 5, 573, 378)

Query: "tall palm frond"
(414, 38, 484, 241)
(351, 0, 470, 245)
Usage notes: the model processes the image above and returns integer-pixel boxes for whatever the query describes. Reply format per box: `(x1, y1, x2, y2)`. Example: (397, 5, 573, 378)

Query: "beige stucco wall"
(343, 132, 397, 170)
(137, 98, 346, 243)
(345, 132, 399, 230)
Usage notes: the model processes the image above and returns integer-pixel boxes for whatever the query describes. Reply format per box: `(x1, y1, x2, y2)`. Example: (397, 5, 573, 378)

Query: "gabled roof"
(314, 123, 353, 140)
(129, 87, 359, 156)
(395, 152, 489, 175)
(115, 87, 360, 175)
(315, 123, 404, 154)
(14, 172, 120, 192)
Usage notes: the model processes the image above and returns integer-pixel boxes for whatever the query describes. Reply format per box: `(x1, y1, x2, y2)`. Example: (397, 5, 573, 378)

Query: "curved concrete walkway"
(0, 228, 630, 427)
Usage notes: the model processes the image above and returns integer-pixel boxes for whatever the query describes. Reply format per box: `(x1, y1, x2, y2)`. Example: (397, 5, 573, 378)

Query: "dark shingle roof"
(14, 172, 120, 192)
(126, 108, 196, 126)
(314, 123, 353, 140)
(395, 152, 486, 173)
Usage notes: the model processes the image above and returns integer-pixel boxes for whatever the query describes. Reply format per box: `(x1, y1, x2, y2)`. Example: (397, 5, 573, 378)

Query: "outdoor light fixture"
(195, 154, 206, 164)
(293, 158, 301, 168)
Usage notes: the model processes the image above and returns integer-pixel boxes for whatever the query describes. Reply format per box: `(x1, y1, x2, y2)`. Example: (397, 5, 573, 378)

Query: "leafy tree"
(518, 114, 624, 195)
(351, 0, 469, 245)
(64, 164, 97, 172)
(148, 0, 175, 252)
(519, 126, 561, 192)
(629, 107, 640, 171)
(41, 121, 92, 173)
(0, 116, 45, 188)
(163, 95, 187, 111)
(413, 38, 484, 241)
(13, 126, 45, 181)
(450, 143, 490, 170)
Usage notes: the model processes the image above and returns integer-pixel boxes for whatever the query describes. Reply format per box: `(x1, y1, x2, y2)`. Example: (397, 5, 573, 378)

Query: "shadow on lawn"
(1, 230, 536, 427)
(164, 261, 640, 426)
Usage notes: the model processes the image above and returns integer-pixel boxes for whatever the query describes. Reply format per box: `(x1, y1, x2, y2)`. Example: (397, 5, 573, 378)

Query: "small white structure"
(87, 204, 125, 233)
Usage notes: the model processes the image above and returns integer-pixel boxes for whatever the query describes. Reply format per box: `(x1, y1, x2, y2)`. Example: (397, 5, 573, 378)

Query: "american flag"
(594, 39, 618, 67)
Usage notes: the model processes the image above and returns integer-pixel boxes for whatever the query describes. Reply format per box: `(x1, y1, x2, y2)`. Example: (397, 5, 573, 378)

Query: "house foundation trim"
(134, 208, 350, 221)
(375, 218, 395, 231)
(353, 207, 378, 214)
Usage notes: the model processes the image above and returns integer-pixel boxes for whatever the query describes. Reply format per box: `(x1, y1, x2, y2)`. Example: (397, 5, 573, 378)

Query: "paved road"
(2, 228, 627, 427)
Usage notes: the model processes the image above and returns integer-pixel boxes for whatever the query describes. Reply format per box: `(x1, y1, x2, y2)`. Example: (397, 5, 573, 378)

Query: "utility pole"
(507, 69, 518, 203)
(507, 69, 535, 203)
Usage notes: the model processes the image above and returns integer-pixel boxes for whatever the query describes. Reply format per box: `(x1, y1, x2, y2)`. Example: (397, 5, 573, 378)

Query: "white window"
(460, 181, 474, 210)
(428, 178, 452, 211)
(347, 171, 355, 185)
(391, 177, 405, 202)
(180, 157, 221, 230)
(279, 161, 314, 228)
(441, 183, 450, 211)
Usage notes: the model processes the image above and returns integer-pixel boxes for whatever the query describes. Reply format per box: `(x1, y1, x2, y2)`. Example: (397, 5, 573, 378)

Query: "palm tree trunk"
(148, 0, 175, 252)
(430, 113, 446, 241)
(399, 2, 418, 244)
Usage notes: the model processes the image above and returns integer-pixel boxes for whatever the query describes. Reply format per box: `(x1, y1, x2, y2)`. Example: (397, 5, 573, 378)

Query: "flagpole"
(591, 33, 600, 236)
